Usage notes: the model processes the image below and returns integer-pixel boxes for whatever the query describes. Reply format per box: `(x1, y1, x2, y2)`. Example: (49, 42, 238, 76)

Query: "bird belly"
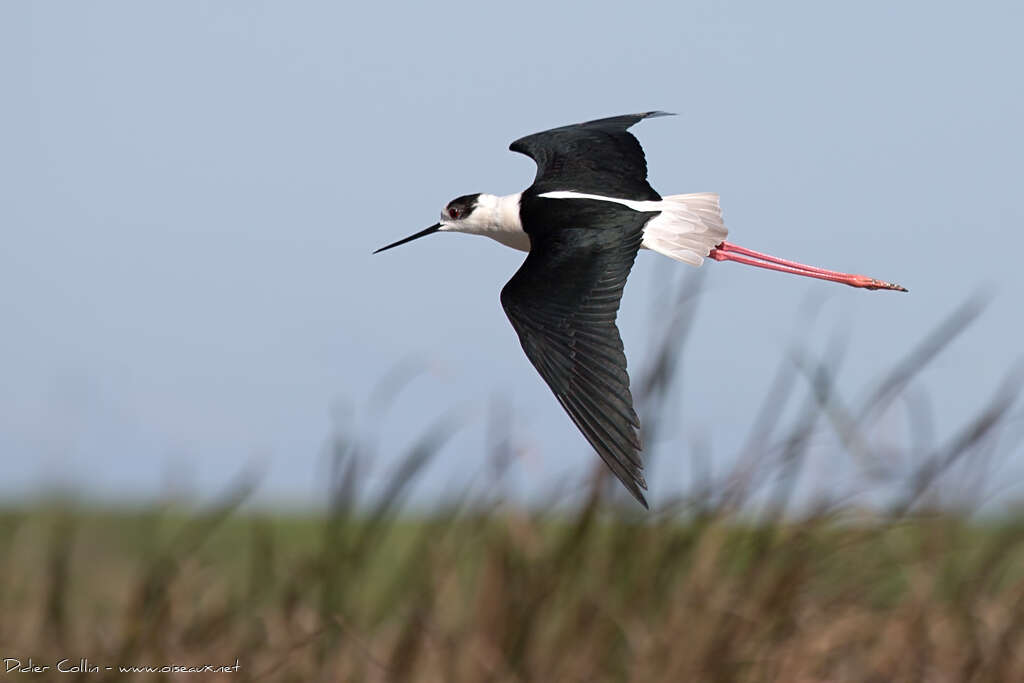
(487, 230, 531, 252)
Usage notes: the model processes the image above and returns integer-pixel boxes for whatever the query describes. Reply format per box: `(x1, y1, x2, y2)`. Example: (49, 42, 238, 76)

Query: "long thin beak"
(373, 223, 441, 254)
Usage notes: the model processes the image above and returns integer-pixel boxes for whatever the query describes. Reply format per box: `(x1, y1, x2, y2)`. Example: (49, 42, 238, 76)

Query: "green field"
(3, 293, 1021, 681)
(2, 500, 1024, 682)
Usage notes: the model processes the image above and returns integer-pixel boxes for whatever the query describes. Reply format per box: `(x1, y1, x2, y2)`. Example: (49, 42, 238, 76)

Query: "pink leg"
(709, 242, 907, 292)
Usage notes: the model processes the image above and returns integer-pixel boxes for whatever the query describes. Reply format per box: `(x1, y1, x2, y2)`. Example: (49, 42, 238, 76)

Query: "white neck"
(439, 193, 528, 251)
(455, 193, 522, 232)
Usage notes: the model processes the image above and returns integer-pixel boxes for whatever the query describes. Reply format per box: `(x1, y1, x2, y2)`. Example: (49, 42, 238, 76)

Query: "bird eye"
(447, 206, 461, 220)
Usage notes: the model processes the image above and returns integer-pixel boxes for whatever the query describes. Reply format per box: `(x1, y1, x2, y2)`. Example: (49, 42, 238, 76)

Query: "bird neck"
(470, 193, 523, 234)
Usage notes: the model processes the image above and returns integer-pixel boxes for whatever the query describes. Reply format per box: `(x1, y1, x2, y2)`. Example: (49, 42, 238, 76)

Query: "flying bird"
(374, 112, 906, 508)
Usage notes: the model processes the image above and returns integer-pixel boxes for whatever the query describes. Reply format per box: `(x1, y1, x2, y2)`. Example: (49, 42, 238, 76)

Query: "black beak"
(373, 223, 441, 254)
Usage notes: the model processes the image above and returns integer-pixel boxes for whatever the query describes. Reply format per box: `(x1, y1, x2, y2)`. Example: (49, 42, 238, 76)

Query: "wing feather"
(500, 214, 651, 506)
(509, 112, 672, 201)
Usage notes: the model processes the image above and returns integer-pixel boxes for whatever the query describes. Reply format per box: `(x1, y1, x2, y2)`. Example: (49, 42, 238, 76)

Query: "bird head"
(440, 193, 482, 225)
(373, 194, 484, 254)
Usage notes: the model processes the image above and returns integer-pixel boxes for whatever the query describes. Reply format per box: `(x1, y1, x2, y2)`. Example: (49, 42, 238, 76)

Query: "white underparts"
(538, 191, 728, 266)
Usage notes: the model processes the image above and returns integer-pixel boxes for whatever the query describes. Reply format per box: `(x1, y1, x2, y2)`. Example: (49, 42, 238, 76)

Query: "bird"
(374, 112, 906, 508)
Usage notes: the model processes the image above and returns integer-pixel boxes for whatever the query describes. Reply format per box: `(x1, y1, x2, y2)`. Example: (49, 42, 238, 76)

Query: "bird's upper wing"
(500, 203, 655, 507)
(509, 111, 671, 201)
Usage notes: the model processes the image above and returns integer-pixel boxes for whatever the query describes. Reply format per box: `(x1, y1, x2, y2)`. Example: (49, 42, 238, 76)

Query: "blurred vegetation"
(2, 279, 1023, 681)
(3, 502, 1024, 681)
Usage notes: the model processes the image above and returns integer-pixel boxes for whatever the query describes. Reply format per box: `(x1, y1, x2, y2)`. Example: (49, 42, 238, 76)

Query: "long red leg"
(709, 241, 907, 292)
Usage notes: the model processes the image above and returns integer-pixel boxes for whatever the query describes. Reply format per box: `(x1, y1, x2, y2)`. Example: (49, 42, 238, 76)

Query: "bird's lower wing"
(500, 213, 651, 507)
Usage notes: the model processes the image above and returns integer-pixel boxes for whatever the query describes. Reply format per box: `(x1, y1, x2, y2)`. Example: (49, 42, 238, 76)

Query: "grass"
(2, 278, 1023, 681)
(3, 504, 1024, 681)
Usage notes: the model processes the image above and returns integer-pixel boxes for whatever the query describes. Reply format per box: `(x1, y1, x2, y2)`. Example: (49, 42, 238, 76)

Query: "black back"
(509, 111, 671, 201)
(500, 200, 658, 507)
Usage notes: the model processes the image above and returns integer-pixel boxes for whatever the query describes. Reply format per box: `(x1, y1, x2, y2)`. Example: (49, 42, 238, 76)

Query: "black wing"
(500, 203, 656, 507)
(509, 111, 672, 201)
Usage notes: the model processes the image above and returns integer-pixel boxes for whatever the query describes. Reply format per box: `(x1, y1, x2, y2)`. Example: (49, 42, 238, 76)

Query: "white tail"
(537, 190, 728, 265)
(641, 193, 728, 266)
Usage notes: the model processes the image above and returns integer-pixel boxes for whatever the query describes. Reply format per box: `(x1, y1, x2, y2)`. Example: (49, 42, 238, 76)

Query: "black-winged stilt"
(374, 112, 906, 508)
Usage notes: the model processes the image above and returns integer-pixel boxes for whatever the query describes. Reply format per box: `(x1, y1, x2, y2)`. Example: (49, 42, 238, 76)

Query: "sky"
(2, 1, 1022, 509)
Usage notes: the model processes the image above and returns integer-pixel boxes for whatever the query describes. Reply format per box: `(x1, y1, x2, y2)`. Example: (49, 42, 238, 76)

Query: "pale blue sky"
(2, 1, 1022, 507)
